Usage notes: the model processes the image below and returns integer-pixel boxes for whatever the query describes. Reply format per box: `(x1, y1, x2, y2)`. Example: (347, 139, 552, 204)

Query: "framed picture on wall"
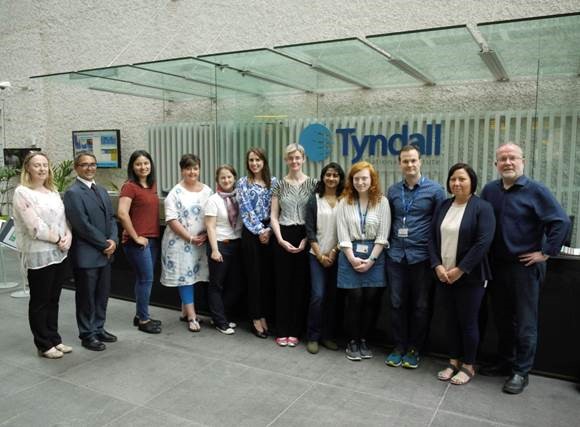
(0, 218, 18, 251)
(72, 129, 121, 168)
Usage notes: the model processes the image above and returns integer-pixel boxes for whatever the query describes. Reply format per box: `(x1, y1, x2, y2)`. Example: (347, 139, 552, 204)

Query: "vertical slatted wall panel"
(149, 109, 580, 245)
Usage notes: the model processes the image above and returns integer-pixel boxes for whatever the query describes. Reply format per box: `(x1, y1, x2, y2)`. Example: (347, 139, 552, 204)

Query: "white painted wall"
(1, 0, 579, 186)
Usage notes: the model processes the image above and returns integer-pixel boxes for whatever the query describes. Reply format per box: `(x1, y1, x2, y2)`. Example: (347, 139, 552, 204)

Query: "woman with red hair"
(336, 161, 391, 361)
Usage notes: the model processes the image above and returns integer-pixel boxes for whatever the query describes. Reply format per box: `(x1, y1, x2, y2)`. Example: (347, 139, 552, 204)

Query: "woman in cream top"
(12, 152, 73, 359)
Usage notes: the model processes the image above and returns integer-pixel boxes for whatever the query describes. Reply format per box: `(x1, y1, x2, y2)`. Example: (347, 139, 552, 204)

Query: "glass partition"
(30, 13, 580, 244)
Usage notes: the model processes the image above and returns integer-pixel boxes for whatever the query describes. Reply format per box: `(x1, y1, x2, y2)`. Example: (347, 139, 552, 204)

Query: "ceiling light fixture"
(358, 38, 435, 86)
(479, 49, 509, 81)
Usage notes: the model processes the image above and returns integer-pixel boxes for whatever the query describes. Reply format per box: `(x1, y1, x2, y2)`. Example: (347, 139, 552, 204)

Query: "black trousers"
(27, 259, 69, 352)
(274, 225, 309, 337)
(73, 264, 111, 340)
(242, 226, 274, 320)
(207, 239, 244, 328)
(344, 287, 382, 341)
(439, 277, 486, 364)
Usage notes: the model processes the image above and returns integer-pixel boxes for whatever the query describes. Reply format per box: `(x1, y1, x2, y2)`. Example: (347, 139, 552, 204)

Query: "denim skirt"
(337, 240, 386, 289)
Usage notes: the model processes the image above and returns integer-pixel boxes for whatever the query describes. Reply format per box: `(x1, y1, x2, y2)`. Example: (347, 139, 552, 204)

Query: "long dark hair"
(314, 162, 345, 197)
(127, 150, 155, 188)
(246, 147, 272, 189)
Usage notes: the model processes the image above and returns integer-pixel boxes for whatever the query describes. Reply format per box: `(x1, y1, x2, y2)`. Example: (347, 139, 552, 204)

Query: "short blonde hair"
(20, 152, 56, 192)
(284, 143, 305, 160)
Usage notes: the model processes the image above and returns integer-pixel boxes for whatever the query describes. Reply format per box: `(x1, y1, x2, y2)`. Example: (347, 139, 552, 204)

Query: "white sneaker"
(215, 325, 235, 335)
(39, 347, 64, 359)
(55, 343, 73, 354)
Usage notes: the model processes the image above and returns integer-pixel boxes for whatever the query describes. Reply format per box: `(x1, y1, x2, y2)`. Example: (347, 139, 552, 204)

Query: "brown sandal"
(438, 363, 460, 381)
(450, 366, 475, 385)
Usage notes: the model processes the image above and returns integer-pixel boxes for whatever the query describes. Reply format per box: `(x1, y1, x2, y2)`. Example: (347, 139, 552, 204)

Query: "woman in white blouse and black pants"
(430, 163, 495, 385)
(12, 152, 73, 359)
(336, 161, 391, 361)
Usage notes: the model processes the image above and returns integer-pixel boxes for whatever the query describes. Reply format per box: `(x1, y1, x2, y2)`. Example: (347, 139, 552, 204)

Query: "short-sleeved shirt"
(119, 181, 160, 243)
(204, 193, 242, 241)
(161, 183, 213, 287)
(272, 177, 317, 226)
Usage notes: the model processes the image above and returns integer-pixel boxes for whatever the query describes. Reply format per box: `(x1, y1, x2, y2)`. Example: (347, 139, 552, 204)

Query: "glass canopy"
(31, 13, 580, 100)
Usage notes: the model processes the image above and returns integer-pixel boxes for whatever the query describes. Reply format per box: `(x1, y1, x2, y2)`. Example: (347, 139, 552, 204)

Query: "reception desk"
(67, 220, 580, 381)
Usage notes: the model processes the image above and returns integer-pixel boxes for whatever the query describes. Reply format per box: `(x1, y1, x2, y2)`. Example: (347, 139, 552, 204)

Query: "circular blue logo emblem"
(299, 123, 333, 162)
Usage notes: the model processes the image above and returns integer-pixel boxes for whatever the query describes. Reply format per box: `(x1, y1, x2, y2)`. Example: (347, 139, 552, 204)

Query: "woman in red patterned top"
(117, 150, 162, 333)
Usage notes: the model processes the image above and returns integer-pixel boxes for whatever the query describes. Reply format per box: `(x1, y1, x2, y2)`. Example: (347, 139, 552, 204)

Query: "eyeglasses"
(496, 156, 523, 164)
(78, 163, 97, 169)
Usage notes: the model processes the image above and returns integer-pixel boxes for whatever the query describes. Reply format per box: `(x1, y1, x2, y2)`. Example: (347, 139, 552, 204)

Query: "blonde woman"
(12, 152, 73, 359)
(270, 143, 317, 347)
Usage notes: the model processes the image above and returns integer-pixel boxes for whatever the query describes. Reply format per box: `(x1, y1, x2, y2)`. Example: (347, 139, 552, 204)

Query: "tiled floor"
(0, 249, 578, 426)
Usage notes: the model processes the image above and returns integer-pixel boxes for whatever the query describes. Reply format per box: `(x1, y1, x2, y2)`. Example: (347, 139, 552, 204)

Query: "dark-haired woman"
(117, 150, 162, 334)
(237, 148, 277, 338)
(205, 165, 243, 335)
(337, 161, 390, 361)
(430, 163, 495, 385)
(304, 162, 345, 354)
(161, 154, 212, 332)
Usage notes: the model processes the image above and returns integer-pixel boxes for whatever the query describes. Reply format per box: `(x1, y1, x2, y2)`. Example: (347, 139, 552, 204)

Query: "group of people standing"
(12, 140, 569, 396)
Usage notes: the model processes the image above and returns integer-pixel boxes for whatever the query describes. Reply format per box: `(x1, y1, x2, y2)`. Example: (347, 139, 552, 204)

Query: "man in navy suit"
(64, 152, 118, 351)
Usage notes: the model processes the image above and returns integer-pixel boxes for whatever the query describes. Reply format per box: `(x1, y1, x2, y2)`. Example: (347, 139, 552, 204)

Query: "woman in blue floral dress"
(161, 154, 212, 332)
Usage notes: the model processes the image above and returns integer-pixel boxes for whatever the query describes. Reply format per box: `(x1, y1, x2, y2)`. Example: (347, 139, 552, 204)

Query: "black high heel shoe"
(251, 323, 268, 339)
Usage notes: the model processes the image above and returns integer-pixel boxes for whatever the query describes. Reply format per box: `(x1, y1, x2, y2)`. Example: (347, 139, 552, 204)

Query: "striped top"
(336, 196, 391, 248)
(272, 177, 317, 226)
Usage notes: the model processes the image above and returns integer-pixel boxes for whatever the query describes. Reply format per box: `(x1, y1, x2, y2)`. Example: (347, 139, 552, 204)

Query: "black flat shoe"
(96, 330, 117, 343)
(138, 321, 162, 334)
(133, 316, 162, 327)
(82, 338, 106, 351)
(251, 324, 268, 339)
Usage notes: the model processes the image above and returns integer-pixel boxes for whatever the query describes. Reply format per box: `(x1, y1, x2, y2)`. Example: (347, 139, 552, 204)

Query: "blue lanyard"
(401, 176, 424, 225)
(356, 198, 368, 238)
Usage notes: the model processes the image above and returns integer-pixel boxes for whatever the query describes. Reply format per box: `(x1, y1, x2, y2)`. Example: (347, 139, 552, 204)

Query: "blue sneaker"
(385, 348, 404, 367)
(402, 348, 420, 369)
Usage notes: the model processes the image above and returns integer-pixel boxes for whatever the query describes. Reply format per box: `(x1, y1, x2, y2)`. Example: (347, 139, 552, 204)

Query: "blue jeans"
(307, 253, 337, 341)
(489, 260, 545, 376)
(123, 239, 159, 321)
(386, 258, 434, 352)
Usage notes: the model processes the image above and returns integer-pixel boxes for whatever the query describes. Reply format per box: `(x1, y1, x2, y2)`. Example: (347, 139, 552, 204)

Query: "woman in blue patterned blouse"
(237, 148, 277, 338)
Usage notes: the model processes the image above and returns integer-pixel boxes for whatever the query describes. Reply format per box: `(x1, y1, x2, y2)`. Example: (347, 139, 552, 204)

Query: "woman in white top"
(270, 143, 317, 347)
(304, 162, 345, 354)
(430, 163, 495, 385)
(336, 161, 391, 361)
(205, 165, 243, 335)
(160, 154, 212, 332)
(12, 152, 73, 359)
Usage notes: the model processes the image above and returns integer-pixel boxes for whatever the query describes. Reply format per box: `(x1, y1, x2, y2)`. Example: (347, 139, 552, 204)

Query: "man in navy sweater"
(480, 142, 569, 394)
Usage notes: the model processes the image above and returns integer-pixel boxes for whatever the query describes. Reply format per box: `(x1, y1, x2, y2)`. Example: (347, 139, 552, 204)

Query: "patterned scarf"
(217, 187, 239, 229)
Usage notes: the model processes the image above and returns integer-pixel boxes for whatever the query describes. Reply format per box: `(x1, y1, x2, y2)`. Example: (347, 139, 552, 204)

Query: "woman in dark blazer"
(429, 163, 495, 385)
